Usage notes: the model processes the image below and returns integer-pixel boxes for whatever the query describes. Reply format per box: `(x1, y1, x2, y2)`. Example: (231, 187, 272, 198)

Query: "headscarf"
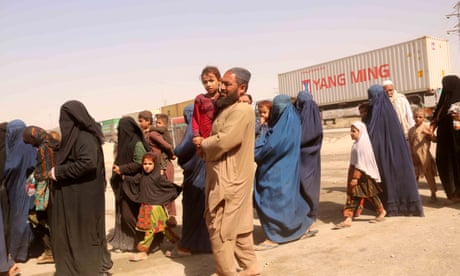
(267, 96, 290, 126)
(115, 116, 149, 166)
(122, 152, 181, 205)
(56, 100, 104, 165)
(366, 85, 423, 216)
(23, 126, 59, 181)
(350, 121, 381, 182)
(432, 75, 460, 126)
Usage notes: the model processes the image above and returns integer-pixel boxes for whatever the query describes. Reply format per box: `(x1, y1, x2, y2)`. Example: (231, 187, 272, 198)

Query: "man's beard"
(215, 92, 239, 110)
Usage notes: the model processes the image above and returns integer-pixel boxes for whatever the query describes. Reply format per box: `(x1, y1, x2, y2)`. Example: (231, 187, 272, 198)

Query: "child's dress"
(123, 157, 181, 253)
(343, 121, 384, 218)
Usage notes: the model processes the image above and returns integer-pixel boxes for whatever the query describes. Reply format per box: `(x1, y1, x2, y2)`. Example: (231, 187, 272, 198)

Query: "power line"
(446, 1, 460, 36)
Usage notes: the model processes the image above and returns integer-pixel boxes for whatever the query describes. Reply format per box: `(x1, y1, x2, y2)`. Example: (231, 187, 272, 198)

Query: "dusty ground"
(18, 118, 460, 276)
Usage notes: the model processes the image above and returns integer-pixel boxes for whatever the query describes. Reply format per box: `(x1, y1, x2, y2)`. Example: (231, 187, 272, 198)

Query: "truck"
(278, 36, 451, 123)
(100, 118, 119, 143)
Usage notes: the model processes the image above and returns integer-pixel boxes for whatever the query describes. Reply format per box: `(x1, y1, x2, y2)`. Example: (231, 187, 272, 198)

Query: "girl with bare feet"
(335, 121, 386, 229)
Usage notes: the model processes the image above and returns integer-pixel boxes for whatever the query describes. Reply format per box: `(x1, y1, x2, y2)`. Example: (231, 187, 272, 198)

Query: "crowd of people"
(1, 69, 460, 275)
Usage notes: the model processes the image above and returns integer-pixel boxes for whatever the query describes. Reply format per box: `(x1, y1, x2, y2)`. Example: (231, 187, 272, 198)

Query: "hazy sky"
(1, 0, 459, 129)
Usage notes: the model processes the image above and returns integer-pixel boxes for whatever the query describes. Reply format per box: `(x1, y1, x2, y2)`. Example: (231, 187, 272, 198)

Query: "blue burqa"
(4, 120, 36, 261)
(366, 85, 424, 216)
(1, 122, 14, 272)
(295, 90, 323, 220)
(174, 104, 211, 252)
(254, 94, 313, 243)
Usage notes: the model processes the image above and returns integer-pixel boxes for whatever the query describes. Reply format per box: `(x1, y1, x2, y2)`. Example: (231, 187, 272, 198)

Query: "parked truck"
(278, 36, 451, 123)
(100, 118, 119, 143)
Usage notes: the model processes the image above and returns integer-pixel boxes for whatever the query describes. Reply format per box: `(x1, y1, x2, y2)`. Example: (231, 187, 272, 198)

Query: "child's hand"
(347, 179, 358, 194)
(192, 136, 204, 148)
(350, 179, 358, 187)
(113, 165, 121, 175)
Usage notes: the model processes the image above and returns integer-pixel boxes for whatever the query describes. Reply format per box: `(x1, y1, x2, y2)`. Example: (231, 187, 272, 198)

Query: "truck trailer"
(278, 36, 451, 122)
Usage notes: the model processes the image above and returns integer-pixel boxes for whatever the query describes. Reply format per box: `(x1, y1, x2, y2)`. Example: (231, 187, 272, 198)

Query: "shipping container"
(161, 100, 194, 118)
(278, 36, 451, 111)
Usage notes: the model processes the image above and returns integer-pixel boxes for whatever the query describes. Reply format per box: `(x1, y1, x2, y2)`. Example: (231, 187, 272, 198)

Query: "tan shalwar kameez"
(201, 102, 258, 276)
(408, 123, 438, 194)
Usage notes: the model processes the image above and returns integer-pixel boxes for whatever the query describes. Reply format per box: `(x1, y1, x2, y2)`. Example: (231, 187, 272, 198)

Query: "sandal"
(129, 252, 148, 262)
(333, 221, 352, 230)
(254, 241, 279, 251)
(300, 229, 319, 240)
(165, 247, 191, 258)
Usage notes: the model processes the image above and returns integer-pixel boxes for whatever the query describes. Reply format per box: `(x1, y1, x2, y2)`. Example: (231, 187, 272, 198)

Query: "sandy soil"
(17, 118, 460, 276)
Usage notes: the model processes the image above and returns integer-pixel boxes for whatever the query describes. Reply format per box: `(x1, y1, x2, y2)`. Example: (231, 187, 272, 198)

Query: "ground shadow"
(168, 252, 215, 276)
(317, 200, 347, 224)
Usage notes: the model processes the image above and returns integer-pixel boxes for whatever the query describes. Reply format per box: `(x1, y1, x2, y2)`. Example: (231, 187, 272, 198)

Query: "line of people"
(1, 69, 459, 276)
(335, 76, 460, 229)
(1, 102, 113, 276)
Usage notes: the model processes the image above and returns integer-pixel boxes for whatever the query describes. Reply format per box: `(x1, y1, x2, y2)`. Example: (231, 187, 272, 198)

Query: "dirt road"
(19, 124, 460, 276)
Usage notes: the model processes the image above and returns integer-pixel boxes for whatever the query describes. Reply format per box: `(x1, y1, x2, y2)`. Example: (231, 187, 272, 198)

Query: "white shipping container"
(278, 36, 451, 107)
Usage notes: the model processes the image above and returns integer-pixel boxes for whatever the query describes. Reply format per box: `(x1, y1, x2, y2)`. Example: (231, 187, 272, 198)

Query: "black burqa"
(51, 100, 112, 275)
(108, 116, 149, 251)
(431, 75, 460, 199)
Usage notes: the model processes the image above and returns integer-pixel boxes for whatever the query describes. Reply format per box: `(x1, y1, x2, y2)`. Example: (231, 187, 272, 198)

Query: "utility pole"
(446, 2, 460, 37)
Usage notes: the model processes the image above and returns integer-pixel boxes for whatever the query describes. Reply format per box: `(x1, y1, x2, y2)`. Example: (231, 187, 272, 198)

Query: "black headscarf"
(56, 100, 104, 165)
(122, 152, 181, 205)
(432, 75, 460, 126)
(114, 116, 149, 166)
